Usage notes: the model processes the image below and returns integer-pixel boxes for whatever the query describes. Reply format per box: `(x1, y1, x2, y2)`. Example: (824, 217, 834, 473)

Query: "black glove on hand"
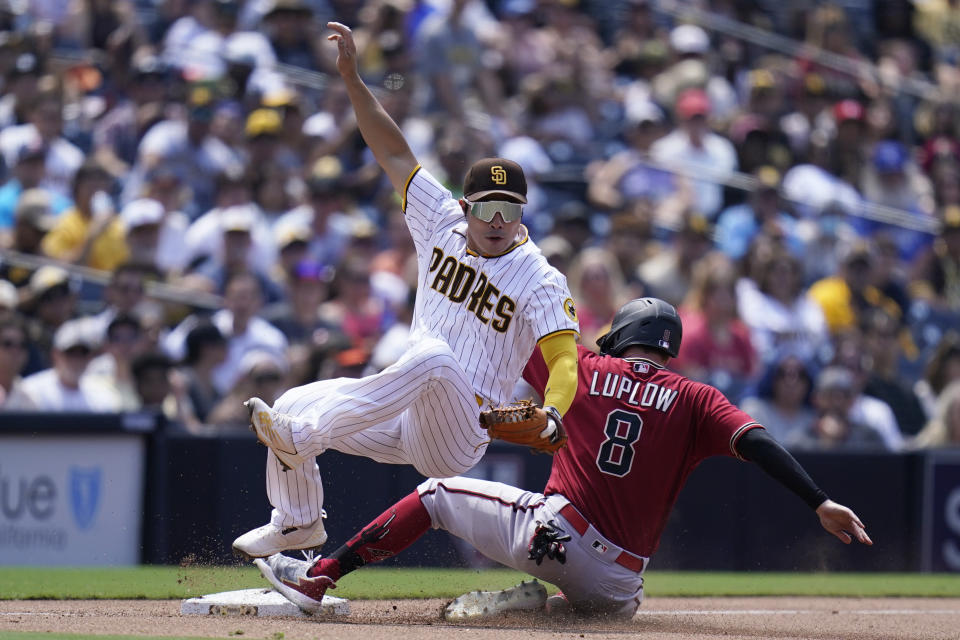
(527, 519, 571, 565)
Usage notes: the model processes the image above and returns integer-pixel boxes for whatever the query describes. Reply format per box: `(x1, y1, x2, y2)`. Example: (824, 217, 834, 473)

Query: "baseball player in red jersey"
(254, 298, 872, 618)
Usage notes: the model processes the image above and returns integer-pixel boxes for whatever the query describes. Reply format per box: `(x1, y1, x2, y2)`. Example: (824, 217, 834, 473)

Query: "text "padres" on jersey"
(428, 247, 515, 332)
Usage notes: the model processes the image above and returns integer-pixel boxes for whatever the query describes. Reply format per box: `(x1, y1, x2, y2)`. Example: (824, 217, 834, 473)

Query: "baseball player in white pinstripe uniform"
(232, 21, 582, 559)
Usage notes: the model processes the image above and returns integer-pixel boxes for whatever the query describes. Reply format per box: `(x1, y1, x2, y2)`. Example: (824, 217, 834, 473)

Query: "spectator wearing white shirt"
(84, 314, 146, 411)
(128, 84, 243, 218)
(18, 265, 77, 376)
(183, 172, 276, 274)
(84, 264, 147, 344)
(163, 0, 275, 81)
(739, 353, 817, 444)
(0, 90, 84, 199)
(140, 167, 192, 276)
(649, 87, 737, 219)
(787, 366, 889, 452)
(273, 156, 353, 268)
(0, 311, 35, 410)
(162, 1, 212, 71)
(120, 197, 190, 278)
(832, 331, 905, 451)
(781, 133, 864, 220)
(736, 245, 829, 365)
(18, 319, 122, 412)
(163, 271, 288, 395)
(191, 203, 284, 303)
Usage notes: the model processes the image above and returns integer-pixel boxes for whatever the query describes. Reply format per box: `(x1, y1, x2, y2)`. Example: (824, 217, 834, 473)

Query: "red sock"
(308, 491, 431, 579)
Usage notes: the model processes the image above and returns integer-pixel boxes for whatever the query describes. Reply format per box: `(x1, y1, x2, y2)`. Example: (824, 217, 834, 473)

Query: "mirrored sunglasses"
(466, 199, 523, 223)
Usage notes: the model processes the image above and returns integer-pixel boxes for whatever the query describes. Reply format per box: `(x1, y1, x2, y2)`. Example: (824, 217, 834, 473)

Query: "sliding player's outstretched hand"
(816, 499, 873, 545)
(327, 22, 358, 78)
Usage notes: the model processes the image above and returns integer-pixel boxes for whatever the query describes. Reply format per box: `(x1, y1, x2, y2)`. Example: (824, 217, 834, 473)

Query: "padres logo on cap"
(563, 298, 578, 322)
(491, 165, 507, 185)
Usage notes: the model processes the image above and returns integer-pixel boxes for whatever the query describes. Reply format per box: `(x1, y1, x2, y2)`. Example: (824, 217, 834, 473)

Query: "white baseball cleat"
(233, 517, 328, 560)
(245, 397, 305, 470)
(444, 580, 547, 621)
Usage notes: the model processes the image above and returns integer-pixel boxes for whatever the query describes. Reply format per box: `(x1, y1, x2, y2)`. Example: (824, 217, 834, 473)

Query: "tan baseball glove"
(479, 401, 568, 455)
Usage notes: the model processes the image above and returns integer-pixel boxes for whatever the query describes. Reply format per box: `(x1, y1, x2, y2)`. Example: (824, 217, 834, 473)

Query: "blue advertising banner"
(922, 450, 960, 572)
(0, 435, 145, 565)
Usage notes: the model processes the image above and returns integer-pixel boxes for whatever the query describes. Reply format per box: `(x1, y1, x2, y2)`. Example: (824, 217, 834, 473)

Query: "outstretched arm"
(327, 22, 418, 197)
(736, 427, 873, 546)
(815, 499, 871, 545)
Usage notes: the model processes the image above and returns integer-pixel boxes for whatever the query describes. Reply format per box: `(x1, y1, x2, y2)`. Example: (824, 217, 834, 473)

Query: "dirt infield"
(2, 597, 960, 640)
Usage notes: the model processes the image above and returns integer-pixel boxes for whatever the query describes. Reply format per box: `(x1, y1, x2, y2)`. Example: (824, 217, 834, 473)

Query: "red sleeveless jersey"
(523, 345, 761, 558)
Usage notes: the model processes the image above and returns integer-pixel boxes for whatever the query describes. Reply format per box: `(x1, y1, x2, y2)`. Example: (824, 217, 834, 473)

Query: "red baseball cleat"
(254, 553, 336, 615)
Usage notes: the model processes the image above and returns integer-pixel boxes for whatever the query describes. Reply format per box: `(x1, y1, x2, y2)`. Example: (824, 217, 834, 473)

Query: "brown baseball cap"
(463, 158, 527, 203)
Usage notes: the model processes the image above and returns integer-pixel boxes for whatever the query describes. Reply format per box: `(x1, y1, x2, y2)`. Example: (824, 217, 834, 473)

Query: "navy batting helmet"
(596, 297, 682, 358)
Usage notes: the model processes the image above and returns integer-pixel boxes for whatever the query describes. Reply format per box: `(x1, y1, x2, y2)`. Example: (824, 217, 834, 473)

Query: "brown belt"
(558, 504, 646, 573)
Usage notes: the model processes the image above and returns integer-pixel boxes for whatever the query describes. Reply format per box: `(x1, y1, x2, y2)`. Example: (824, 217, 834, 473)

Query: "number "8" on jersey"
(595, 409, 643, 477)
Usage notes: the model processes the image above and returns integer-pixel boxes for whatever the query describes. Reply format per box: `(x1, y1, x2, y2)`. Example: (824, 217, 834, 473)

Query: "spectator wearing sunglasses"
(0, 311, 34, 410)
(207, 349, 288, 429)
(18, 318, 122, 412)
(84, 314, 146, 411)
(173, 322, 228, 426)
(88, 263, 148, 342)
(739, 352, 817, 444)
(18, 265, 77, 376)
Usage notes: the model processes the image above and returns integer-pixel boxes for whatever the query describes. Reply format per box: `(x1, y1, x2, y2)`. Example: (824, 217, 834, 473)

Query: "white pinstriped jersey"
(403, 166, 579, 405)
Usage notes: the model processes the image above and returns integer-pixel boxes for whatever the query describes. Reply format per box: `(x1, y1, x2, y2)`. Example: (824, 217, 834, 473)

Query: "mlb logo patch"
(658, 329, 671, 350)
(633, 362, 649, 374)
(592, 539, 608, 554)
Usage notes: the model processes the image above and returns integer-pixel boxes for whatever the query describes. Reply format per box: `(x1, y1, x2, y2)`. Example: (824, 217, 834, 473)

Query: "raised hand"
(816, 499, 873, 545)
(326, 22, 359, 79)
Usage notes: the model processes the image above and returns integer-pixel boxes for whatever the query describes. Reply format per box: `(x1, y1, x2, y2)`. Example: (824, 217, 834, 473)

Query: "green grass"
(1, 567, 959, 600)
(647, 572, 960, 597)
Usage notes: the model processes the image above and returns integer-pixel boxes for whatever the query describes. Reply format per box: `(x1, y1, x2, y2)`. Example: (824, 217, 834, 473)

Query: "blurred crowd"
(0, 0, 959, 450)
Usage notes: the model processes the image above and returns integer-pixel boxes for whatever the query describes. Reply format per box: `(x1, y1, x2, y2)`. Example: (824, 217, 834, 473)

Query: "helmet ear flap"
(596, 328, 620, 356)
(596, 328, 622, 357)
(596, 332, 609, 355)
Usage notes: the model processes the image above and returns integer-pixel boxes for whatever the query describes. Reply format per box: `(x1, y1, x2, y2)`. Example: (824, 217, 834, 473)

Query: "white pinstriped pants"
(265, 338, 489, 527)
